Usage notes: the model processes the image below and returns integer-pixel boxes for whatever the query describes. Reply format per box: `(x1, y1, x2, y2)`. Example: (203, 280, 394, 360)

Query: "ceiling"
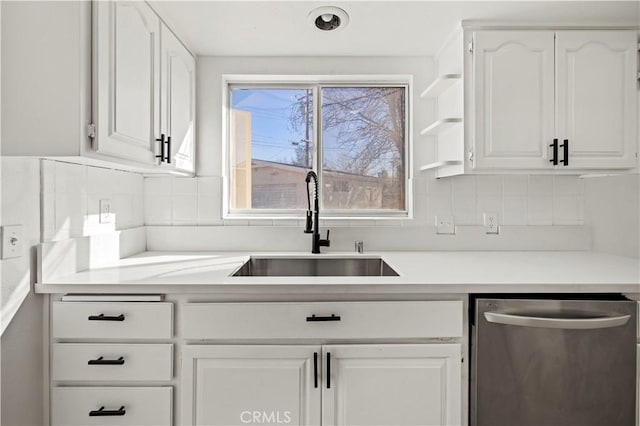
(149, 1, 639, 56)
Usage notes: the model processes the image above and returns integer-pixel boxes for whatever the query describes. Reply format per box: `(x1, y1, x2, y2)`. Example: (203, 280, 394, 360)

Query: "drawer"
(183, 301, 463, 340)
(51, 387, 172, 426)
(52, 344, 173, 381)
(52, 302, 173, 339)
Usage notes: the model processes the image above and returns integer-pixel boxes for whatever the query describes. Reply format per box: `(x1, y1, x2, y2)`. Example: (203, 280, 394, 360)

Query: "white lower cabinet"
(323, 344, 461, 426)
(181, 344, 462, 426)
(51, 387, 172, 426)
(182, 345, 321, 426)
(50, 300, 174, 426)
(49, 298, 464, 426)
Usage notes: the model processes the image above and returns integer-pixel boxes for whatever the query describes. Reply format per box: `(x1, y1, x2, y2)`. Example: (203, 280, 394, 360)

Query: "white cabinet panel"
(556, 30, 638, 169)
(182, 301, 463, 340)
(161, 26, 196, 173)
(181, 345, 321, 426)
(52, 302, 173, 339)
(52, 343, 173, 381)
(94, 1, 160, 164)
(322, 344, 462, 426)
(473, 31, 555, 169)
(51, 387, 172, 426)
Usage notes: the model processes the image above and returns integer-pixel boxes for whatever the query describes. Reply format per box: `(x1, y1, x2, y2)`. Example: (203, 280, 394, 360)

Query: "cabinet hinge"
(468, 39, 473, 53)
(87, 123, 96, 139)
(468, 150, 474, 163)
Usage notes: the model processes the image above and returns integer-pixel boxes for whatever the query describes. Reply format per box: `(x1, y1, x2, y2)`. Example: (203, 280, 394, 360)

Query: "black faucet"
(304, 171, 330, 254)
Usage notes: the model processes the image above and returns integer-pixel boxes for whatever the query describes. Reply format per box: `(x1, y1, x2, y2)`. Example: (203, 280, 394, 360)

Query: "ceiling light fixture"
(308, 6, 349, 32)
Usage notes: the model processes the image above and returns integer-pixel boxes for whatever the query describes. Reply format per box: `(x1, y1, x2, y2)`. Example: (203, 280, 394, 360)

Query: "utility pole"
(304, 89, 311, 168)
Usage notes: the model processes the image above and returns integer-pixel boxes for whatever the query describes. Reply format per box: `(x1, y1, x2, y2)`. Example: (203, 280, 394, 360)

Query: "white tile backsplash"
(502, 196, 528, 226)
(172, 194, 198, 225)
(528, 175, 554, 195)
(55, 161, 87, 194)
(477, 175, 503, 196)
(42, 160, 145, 241)
(173, 177, 198, 194)
(145, 194, 173, 225)
(503, 175, 528, 196)
(527, 194, 554, 225)
(143, 173, 586, 230)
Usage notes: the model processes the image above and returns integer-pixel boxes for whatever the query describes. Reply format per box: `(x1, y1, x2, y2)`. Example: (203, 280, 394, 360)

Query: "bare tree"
(289, 87, 405, 209)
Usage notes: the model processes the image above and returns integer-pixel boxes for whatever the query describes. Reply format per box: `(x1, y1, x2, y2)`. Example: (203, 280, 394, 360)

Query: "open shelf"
(420, 118, 462, 136)
(420, 74, 461, 98)
(419, 160, 463, 172)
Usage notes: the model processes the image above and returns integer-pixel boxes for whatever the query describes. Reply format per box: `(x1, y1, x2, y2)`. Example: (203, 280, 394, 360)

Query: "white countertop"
(35, 251, 640, 295)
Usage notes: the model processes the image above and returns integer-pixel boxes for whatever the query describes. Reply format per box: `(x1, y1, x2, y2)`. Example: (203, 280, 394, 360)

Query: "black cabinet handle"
(87, 314, 125, 321)
(326, 352, 331, 389)
(560, 139, 569, 166)
(156, 134, 166, 162)
(313, 352, 318, 388)
(549, 138, 558, 166)
(88, 356, 124, 365)
(165, 136, 172, 163)
(89, 406, 126, 417)
(306, 314, 341, 322)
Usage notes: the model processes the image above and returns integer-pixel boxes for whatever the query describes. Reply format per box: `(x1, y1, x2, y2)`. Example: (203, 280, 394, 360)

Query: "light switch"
(1, 225, 24, 259)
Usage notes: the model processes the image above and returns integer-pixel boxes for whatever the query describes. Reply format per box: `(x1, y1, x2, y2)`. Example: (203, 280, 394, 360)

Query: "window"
(226, 77, 409, 218)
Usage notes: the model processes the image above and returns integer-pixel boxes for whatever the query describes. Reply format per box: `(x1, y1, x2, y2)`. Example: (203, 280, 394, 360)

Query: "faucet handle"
(320, 229, 331, 247)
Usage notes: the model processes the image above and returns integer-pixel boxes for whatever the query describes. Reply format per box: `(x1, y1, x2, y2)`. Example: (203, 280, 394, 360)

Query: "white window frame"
(222, 75, 413, 220)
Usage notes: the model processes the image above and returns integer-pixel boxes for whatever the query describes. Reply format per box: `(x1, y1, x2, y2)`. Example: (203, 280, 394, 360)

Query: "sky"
(231, 88, 310, 166)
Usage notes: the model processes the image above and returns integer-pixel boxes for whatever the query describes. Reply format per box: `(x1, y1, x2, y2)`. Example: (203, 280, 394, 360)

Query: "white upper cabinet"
(93, 1, 160, 165)
(471, 29, 638, 172)
(556, 31, 638, 169)
(473, 31, 555, 170)
(1, 1, 196, 173)
(160, 25, 196, 173)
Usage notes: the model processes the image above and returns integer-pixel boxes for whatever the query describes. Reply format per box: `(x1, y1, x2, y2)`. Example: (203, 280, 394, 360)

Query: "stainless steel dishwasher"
(471, 297, 637, 426)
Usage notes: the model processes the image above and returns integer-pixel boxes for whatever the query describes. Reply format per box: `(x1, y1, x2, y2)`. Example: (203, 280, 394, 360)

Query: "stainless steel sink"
(231, 257, 399, 277)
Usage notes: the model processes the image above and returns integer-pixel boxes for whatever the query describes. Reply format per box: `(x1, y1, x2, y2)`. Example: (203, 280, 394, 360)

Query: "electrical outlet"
(484, 212, 499, 234)
(99, 199, 112, 224)
(436, 215, 455, 235)
(1, 225, 23, 259)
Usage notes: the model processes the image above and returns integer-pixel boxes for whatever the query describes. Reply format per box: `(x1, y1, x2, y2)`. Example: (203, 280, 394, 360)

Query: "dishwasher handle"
(484, 311, 631, 330)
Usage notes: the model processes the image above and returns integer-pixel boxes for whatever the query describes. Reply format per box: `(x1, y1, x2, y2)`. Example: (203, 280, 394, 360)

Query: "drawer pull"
(88, 356, 125, 365)
(88, 313, 125, 322)
(313, 352, 318, 388)
(89, 406, 126, 417)
(326, 352, 331, 389)
(306, 314, 341, 322)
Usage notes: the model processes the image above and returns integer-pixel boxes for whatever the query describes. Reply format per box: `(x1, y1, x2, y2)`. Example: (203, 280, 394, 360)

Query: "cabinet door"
(94, 1, 160, 164)
(556, 31, 638, 169)
(161, 25, 196, 173)
(473, 31, 555, 169)
(322, 344, 461, 426)
(181, 345, 321, 426)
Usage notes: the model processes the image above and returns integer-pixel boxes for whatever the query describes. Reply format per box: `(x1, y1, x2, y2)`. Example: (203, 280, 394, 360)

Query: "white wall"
(143, 54, 587, 251)
(197, 55, 434, 177)
(0, 157, 44, 426)
(584, 174, 640, 258)
(0, 158, 146, 425)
